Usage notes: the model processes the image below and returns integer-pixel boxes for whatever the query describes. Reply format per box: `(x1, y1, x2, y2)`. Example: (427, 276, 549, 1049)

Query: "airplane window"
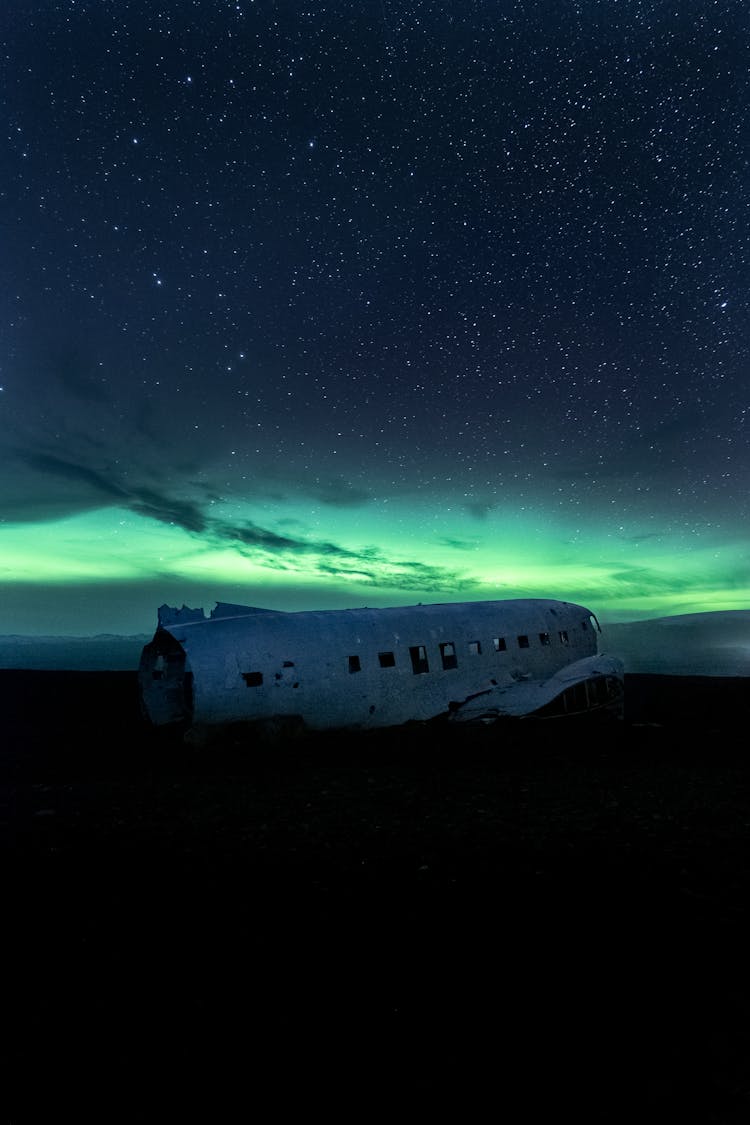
(468, 640, 481, 655)
(517, 635, 529, 648)
(559, 630, 569, 645)
(409, 645, 429, 674)
(378, 651, 396, 668)
(348, 655, 361, 673)
(440, 642, 458, 670)
(242, 671, 263, 686)
(493, 637, 507, 651)
(539, 632, 551, 646)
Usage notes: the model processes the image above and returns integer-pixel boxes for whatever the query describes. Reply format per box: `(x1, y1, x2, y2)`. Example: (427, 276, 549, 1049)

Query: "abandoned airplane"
(138, 597, 625, 739)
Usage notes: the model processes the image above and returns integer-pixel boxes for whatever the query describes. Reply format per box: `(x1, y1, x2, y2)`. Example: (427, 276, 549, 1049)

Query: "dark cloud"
(128, 490, 209, 534)
(315, 557, 480, 592)
(223, 522, 310, 552)
(604, 565, 704, 594)
(438, 536, 481, 551)
(214, 520, 478, 590)
(12, 452, 209, 533)
(463, 500, 498, 520)
(4, 438, 373, 528)
(8, 448, 480, 590)
(21, 453, 126, 500)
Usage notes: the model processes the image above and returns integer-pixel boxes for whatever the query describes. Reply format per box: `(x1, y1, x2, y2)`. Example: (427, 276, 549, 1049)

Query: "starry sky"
(2, 0, 749, 635)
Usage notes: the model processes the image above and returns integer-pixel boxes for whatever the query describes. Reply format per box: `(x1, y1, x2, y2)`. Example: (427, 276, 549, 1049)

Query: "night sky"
(2, 1, 749, 635)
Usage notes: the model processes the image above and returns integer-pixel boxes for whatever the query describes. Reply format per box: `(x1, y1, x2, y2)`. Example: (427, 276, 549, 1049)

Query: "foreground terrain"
(3, 671, 750, 1121)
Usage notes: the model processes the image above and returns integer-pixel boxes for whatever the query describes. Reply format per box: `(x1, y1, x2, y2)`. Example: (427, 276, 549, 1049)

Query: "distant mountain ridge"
(602, 610, 750, 676)
(0, 609, 747, 675)
(0, 633, 150, 671)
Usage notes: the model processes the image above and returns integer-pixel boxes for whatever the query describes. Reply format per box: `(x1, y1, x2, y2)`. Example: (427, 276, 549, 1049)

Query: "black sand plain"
(3, 670, 750, 1122)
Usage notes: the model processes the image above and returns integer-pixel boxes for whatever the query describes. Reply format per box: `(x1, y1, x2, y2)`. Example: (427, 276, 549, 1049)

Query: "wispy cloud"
(10, 451, 480, 591)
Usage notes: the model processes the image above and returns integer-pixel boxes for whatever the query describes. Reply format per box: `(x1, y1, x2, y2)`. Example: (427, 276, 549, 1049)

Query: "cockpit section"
(531, 672, 624, 719)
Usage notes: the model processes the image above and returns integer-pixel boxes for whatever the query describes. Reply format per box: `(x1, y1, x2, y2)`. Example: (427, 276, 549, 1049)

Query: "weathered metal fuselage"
(138, 597, 624, 737)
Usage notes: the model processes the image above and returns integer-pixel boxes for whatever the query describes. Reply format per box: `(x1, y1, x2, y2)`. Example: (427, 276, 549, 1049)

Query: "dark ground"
(3, 670, 750, 1122)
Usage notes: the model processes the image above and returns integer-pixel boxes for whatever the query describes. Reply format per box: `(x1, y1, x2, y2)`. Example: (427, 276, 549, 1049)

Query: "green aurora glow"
(2, 502, 748, 635)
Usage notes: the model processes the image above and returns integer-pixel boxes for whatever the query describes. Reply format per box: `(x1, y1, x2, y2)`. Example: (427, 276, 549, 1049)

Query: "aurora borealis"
(2, 1, 749, 635)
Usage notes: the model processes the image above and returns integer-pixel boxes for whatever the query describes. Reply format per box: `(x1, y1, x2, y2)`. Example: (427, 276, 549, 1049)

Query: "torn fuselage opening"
(138, 628, 193, 727)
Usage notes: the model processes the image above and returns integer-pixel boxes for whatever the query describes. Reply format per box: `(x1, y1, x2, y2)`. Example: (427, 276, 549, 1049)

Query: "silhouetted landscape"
(4, 670, 750, 1121)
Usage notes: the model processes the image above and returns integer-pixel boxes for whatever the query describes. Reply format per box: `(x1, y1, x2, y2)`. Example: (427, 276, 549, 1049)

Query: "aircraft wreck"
(138, 597, 625, 741)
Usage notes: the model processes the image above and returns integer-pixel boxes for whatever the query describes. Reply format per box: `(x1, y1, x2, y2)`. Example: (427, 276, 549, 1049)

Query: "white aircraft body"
(138, 598, 625, 738)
